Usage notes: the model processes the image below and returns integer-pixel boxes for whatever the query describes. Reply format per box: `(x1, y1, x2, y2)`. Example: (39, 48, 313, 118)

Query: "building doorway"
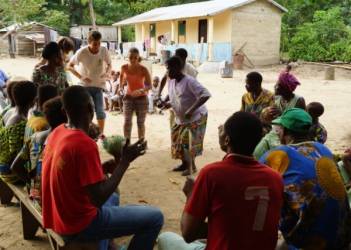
(150, 23, 156, 53)
(178, 21, 186, 43)
(198, 19, 208, 43)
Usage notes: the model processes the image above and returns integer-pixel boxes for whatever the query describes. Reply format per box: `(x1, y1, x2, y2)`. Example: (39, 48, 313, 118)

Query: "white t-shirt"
(183, 62, 198, 79)
(70, 46, 111, 88)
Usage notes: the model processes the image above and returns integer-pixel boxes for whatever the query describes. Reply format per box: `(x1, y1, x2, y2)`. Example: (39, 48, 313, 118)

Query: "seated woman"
(274, 65, 306, 114)
(0, 81, 37, 183)
(11, 97, 67, 210)
(32, 42, 68, 94)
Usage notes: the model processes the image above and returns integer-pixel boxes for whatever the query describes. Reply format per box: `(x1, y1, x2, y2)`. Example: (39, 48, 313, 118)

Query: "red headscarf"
(278, 70, 300, 92)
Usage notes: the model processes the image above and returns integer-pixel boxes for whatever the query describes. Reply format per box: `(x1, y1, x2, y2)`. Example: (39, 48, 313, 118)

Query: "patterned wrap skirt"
(171, 114, 208, 160)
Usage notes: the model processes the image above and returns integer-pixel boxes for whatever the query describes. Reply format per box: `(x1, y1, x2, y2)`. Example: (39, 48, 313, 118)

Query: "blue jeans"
(71, 195, 164, 250)
(86, 87, 106, 120)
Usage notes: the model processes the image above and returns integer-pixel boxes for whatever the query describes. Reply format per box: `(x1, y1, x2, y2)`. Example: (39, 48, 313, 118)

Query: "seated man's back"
(42, 124, 104, 234)
(185, 154, 283, 250)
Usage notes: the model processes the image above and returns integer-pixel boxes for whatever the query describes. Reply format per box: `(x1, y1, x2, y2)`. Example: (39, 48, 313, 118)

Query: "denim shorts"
(86, 87, 106, 120)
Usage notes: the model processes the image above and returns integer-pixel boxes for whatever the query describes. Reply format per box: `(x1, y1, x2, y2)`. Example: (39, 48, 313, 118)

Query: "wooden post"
(325, 66, 335, 80)
(171, 21, 177, 42)
(33, 41, 36, 57)
(88, 0, 97, 30)
(0, 178, 14, 205)
(208, 17, 214, 61)
(21, 202, 40, 239)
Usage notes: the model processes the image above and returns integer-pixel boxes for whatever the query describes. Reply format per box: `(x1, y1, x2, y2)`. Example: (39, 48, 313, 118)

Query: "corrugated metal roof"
(113, 0, 287, 26)
(0, 22, 56, 33)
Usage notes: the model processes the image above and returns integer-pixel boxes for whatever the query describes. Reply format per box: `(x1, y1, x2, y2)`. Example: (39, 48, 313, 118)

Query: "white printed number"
(245, 186, 269, 231)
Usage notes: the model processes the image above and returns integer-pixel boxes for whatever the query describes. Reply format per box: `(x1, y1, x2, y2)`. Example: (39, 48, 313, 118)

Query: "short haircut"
(62, 86, 92, 119)
(307, 102, 324, 118)
(224, 112, 263, 156)
(6, 80, 18, 107)
(42, 42, 61, 61)
(38, 84, 58, 108)
(129, 47, 140, 55)
(166, 56, 183, 71)
(12, 81, 37, 108)
(246, 72, 263, 85)
(57, 37, 74, 54)
(175, 48, 188, 60)
(43, 96, 67, 128)
(88, 30, 102, 42)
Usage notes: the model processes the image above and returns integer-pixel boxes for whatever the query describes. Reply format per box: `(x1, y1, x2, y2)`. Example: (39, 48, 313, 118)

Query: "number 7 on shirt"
(245, 186, 269, 231)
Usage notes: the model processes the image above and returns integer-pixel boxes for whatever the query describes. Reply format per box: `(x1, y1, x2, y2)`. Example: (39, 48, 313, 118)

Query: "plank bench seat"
(0, 178, 98, 250)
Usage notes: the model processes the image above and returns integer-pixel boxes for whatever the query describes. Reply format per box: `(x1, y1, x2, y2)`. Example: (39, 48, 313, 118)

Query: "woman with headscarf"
(274, 65, 306, 113)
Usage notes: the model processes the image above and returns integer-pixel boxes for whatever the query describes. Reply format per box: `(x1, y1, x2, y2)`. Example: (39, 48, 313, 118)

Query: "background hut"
(0, 22, 58, 57)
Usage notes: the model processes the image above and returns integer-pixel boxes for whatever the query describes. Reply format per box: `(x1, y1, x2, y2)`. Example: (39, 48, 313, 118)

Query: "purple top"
(168, 75, 211, 125)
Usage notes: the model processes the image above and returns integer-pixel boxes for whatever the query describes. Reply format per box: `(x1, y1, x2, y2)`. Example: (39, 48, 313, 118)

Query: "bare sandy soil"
(0, 57, 351, 249)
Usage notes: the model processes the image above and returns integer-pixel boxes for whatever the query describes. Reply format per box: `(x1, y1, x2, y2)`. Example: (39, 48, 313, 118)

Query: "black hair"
(12, 81, 37, 108)
(88, 30, 102, 42)
(175, 48, 188, 61)
(62, 86, 92, 119)
(42, 42, 61, 61)
(38, 84, 58, 109)
(307, 102, 324, 118)
(6, 80, 18, 107)
(43, 96, 67, 129)
(166, 56, 183, 71)
(57, 37, 74, 54)
(224, 112, 263, 156)
(246, 72, 263, 85)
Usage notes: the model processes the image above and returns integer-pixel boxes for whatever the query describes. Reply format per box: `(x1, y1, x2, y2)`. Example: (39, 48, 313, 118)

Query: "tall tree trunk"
(88, 0, 96, 30)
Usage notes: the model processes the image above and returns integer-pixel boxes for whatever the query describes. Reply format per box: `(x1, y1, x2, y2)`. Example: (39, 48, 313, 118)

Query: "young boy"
(104, 71, 121, 111)
(307, 102, 328, 144)
(148, 76, 162, 114)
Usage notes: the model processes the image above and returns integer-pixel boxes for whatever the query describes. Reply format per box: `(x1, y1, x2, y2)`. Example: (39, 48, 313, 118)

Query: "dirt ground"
(0, 57, 351, 249)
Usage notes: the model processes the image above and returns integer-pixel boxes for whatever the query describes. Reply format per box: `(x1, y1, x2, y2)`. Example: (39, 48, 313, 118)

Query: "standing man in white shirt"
(68, 31, 111, 133)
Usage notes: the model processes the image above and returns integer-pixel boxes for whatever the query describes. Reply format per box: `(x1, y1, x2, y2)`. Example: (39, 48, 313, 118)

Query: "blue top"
(260, 142, 350, 249)
(0, 70, 8, 88)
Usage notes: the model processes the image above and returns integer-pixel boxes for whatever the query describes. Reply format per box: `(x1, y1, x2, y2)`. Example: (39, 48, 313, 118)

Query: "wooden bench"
(0, 178, 98, 250)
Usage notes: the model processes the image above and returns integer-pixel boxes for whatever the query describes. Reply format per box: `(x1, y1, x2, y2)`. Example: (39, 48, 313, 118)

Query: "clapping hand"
(183, 176, 195, 199)
(120, 139, 147, 165)
(184, 109, 194, 120)
(102, 159, 117, 174)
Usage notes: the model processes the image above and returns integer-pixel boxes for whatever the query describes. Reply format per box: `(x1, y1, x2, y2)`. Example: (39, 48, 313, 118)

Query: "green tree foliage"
(0, 0, 45, 26)
(42, 10, 70, 35)
(288, 7, 351, 62)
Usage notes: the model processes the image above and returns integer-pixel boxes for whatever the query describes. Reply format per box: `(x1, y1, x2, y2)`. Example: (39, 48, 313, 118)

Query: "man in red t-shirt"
(158, 112, 283, 250)
(42, 86, 163, 250)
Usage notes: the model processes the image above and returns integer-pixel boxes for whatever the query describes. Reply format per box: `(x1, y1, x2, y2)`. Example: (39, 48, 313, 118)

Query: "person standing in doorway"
(68, 31, 111, 133)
